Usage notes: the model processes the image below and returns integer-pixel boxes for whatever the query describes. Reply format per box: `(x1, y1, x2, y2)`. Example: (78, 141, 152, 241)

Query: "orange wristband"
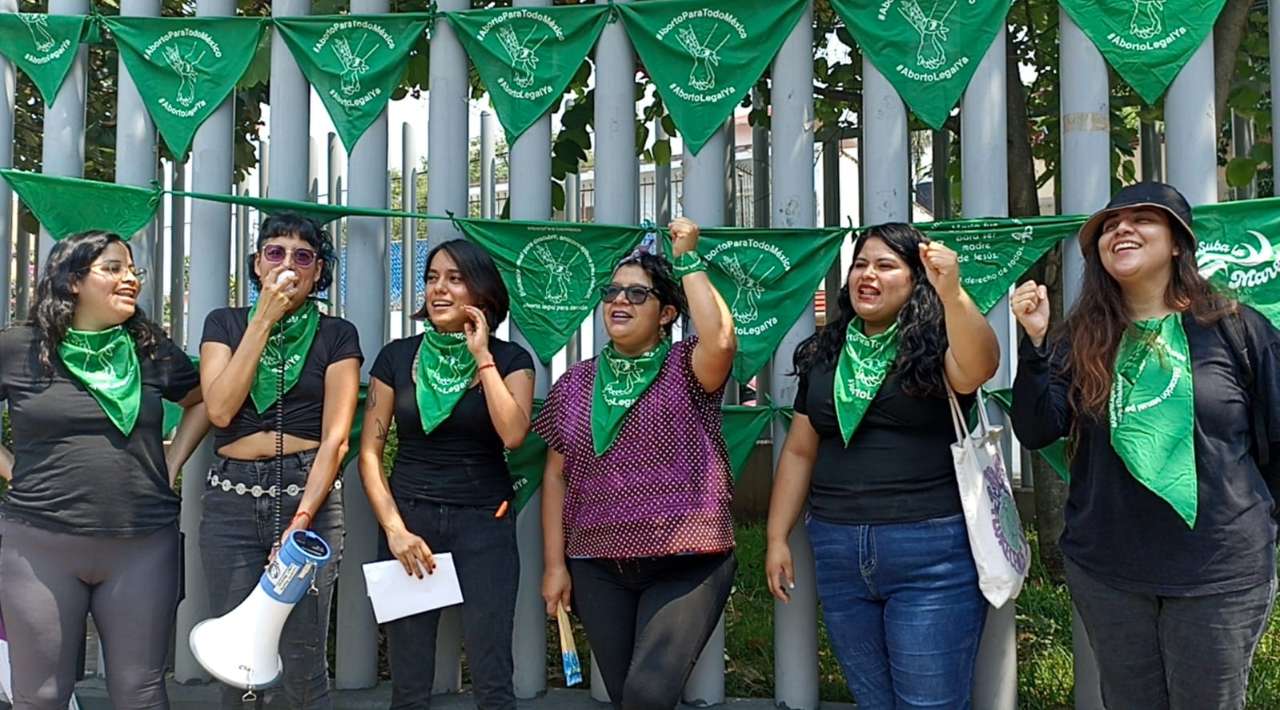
(291, 510, 313, 527)
(478, 363, 497, 374)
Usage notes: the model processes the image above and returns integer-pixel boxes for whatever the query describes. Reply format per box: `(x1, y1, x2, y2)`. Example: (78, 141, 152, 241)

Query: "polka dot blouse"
(533, 337, 736, 559)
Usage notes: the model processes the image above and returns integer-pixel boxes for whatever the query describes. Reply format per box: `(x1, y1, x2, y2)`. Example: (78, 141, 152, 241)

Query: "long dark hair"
(245, 212, 336, 294)
(29, 231, 164, 375)
(413, 239, 510, 329)
(1064, 215, 1234, 421)
(792, 223, 948, 398)
(612, 250, 688, 336)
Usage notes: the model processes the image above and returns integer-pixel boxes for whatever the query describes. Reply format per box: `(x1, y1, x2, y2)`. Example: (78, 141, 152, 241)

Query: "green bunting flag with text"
(1193, 197, 1280, 330)
(447, 5, 610, 144)
(455, 219, 650, 363)
(831, 0, 1011, 129)
(617, 0, 806, 155)
(911, 215, 1082, 313)
(1, 170, 160, 240)
(106, 16, 267, 158)
(1059, 0, 1226, 105)
(721, 405, 775, 481)
(275, 14, 431, 153)
(697, 228, 845, 382)
(0, 14, 88, 104)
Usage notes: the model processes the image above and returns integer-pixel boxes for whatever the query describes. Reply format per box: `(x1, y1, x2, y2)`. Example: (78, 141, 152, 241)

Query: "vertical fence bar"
(1166, 38, 1217, 206)
(334, 0, 389, 690)
(961, 26, 1018, 710)
(402, 123, 418, 337)
(427, 0, 469, 247)
(327, 132, 343, 312)
(770, 4, 819, 708)
(170, 162, 187, 348)
(39, 0, 90, 265)
(14, 223, 28, 318)
(268, 0, 310, 201)
(0, 0, 14, 329)
(480, 110, 496, 219)
(174, 0, 236, 683)
(236, 186, 250, 307)
(153, 182, 166, 326)
(1059, 13, 1111, 708)
(116, 0, 161, 315)
(309, 136, 323, 202)
(752, 88, 769, 229)
(862, 60, 910, 224)
(655, 119, 672, 225)
(507, 0, 553, 697)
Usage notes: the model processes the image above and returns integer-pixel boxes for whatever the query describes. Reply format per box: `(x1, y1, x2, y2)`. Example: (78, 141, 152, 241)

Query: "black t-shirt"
(0, 325, 200, 536)
(370, 334, 534, 506)
(201, 306, 363, 450)
(795, 359, 971, 524)
(1012, 306, 1280, 596)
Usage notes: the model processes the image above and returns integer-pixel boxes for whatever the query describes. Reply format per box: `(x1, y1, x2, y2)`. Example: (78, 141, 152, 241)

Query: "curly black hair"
(611, 250, 689, 336)
(792, 222, 949, 398)
(28, 231, 165, 376)
(245, 212, 337, 295)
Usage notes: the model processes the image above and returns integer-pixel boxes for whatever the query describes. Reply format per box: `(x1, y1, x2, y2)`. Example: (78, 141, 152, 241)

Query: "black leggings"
(568, 552, 736, 710)
(0, 520, 179, 710)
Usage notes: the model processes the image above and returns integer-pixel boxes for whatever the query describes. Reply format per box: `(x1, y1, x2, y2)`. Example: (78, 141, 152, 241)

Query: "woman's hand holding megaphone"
(387, 525, 436, 578)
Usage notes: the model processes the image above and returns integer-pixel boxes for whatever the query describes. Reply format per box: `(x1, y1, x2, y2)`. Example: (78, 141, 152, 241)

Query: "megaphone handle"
(242, 689, 257, 703)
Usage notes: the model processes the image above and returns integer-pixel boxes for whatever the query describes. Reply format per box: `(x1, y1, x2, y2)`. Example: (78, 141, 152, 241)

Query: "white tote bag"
(948, 388, 1030, 608)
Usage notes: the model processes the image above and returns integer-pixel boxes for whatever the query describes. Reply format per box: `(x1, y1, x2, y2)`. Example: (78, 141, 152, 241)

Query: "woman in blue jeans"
(765, 223, 1000, 709)
(199, 213, 362, 709)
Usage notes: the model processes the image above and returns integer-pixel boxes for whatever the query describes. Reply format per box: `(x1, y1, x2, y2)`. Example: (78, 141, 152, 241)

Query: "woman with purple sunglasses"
(197, 212, 362, 709)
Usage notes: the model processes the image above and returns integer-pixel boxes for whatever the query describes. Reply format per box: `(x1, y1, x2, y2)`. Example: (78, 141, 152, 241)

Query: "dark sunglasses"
(261, 244, 317, 268)
(600, 284, 657, 305)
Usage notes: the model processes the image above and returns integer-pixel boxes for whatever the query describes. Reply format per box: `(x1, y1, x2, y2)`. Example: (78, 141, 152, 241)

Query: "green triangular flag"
(105, 16, 267, 158)
(1, 169, 160, 240)
(831, 0, 1011, 129)
(0, 14, 86, 104)
(1193, 197, 1280, 331)
(986, 388, 1070, 482)
(1060, 0, 1226, 105)
(455, 218, 650, 364)
(696, 228, 845, 382)
(911, 215, 1082, 313)
(506, 399, 548, 514)
(617, 0, 806, 155)
(275, 14, 431, 153)
(721, 404, 774, 481)
(447, 5, 610, 144)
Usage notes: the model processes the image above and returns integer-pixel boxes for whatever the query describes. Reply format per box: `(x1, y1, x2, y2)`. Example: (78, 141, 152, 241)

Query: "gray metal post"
(769, 5, 819, 708)
(1165, 37, 1217, 206)
(480, 111, 496, 219)
(39, 0, 89, 264)
(170, 163, 187, 347)
(680, 121, 731, 706)
(334, 0, 387, 690)
(269, 0, 310, 201)
(14, 224, 29, 318)
(0, 0, 14, 328)
(655, 119, 672, 225)
(402, 123, 418, 336)
(862, 58, 909, 224)
(174, 0, 236, 683)
(1059, 18, 1111, 706)
(752, 88, 769, 229)
(327, 132, 343, 312)
(235, 186, 250, 307)
(427, 0, 469, 246)
(153, 183, 165, 326)
(961, 27, 1018, 710)
(506, 1, 552, 698)
(822, 139, 842, 309)
(115, 0, 161, 315)
(309, 136, 323, 202)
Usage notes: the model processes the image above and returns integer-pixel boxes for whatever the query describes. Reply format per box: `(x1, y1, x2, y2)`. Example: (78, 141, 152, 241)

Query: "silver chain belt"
(206, 469, 343, 498)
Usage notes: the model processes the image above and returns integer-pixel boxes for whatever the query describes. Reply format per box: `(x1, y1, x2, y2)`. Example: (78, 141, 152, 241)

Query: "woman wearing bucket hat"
(1011, 182, 1280, 709)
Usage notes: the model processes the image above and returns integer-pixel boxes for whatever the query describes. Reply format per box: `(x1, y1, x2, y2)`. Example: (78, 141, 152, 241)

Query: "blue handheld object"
(259, 530, 332, 604)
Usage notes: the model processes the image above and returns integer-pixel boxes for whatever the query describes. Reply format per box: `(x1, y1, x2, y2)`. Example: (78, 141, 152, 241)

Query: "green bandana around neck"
(414, 327, 478, 437)
(0, 13, 88, 105)
(1109, 314, 1198, 527)
(591, 339, 672, 456)
(59, 325, 142, 436)
(833, 320, 900, 445)
(248, 299, 320, 414)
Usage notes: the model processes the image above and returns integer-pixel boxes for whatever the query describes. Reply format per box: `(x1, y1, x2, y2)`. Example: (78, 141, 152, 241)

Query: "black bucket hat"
(1078, 182, 1196, 256)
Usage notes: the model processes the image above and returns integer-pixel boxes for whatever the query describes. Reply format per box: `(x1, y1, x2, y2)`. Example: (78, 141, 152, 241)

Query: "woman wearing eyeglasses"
(358, 239, 534, 709)
(0, 231, 208, 709)
(198, 213, 362, 709)
(535, 217, 738, 709)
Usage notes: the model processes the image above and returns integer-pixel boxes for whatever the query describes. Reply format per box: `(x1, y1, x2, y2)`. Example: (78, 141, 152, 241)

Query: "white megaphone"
(189, 530, 332, 692)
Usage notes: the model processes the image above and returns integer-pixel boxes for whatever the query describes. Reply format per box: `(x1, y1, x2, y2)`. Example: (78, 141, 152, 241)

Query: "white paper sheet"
(362, 553, 464, 624)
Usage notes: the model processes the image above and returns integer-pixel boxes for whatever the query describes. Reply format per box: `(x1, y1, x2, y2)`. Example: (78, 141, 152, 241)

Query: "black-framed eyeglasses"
(85, 260, 147, 284)
(600, 284, 657, 305)
(261, 244, 317, 268)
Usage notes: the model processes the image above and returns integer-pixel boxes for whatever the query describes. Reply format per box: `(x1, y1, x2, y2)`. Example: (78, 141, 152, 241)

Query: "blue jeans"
(807, 513, 987, 710)
(200, 450, 345, 709)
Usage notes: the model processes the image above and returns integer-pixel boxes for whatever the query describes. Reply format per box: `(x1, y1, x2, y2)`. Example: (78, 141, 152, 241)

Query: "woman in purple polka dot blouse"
(533, 217, 738, 709)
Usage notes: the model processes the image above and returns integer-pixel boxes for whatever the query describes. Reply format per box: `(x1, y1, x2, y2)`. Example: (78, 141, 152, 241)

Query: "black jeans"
(1066, 558, 1276, 710)
(200, 450, 345, 710)
(568, 552, 736, 710)
(378, 498, 519, 710)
